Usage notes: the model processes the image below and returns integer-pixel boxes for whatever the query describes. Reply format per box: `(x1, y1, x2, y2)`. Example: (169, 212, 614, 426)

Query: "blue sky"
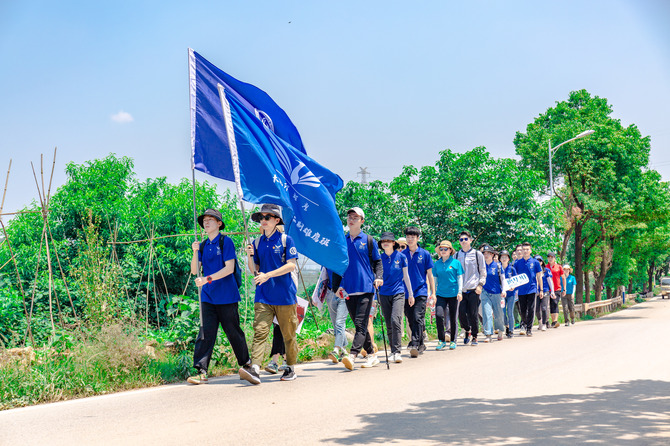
(1, 0, 669, 215)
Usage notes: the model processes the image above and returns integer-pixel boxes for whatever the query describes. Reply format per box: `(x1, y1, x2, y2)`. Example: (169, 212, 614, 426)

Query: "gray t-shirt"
(456, 248, 487, 291)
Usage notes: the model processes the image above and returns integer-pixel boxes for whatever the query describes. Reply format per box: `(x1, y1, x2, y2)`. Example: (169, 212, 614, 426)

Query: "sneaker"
(409, 346, 419, 358)
(187, 371, 208, 385)
(541, 324, 547, 331)
(278, 362, 288, 371)
(239, 364, 261, 385)
(471, 338, 479, 346)
(565, 322, 570, 327)
(464, 333, 471, 345)
(264, 361, 279, 374)
(342, 354, 355, 371)
(445, 334, 451, 342)
(394, 352, 403, 363)
(552, 321, 560, 328)
(526, 331, 533, 337)
(497, 333, 503, 341)
(280, 366, 297, 381)
(519, 327, 526, 335)
(449, 342, 457, 350)
(571, 320, 575, 325)
(436, 341, 447, 350)
(418, 344, 427, 354)
(328, 350, 342, 364)
(361, 355, 380, 368)
(484, 335, 492, 343)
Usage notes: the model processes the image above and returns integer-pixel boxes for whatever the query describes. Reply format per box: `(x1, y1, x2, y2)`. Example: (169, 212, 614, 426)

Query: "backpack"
(199, 235, 243, 289)
(254, 232, 299, 288)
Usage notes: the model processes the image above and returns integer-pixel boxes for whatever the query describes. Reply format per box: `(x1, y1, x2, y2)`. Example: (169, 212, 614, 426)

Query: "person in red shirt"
(547, 252, 565, 328)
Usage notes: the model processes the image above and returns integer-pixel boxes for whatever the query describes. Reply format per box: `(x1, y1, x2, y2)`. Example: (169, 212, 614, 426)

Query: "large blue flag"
(189, 49, 348, 275)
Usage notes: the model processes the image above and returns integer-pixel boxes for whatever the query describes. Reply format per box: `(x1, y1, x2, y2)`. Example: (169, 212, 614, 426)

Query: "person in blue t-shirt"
(535, 256, 555, 331)
(240, 204, 300, 384)
(513, 242, 544, 336)
(433, 240, 464, 350)
(402, 226, 436, 358)
(562, 264, 577, 325)
(481, 245, 506, 342)
(378, 231, 414, 363)
(188, 209, 252, 385)
(331, 207, 383, 371)
(499, 250, 517, 338)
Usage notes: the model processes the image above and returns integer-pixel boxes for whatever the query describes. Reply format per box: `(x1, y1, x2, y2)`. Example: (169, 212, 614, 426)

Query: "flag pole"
(217, 83, 252, 326)
(188, 48, 204, 328)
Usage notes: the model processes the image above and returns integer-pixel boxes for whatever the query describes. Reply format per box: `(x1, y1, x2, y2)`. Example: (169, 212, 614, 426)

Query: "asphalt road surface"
(2, 297, 670, 445)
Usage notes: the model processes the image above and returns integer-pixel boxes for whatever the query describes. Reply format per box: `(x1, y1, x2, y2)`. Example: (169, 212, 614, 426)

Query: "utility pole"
(357, 167, 370, 185)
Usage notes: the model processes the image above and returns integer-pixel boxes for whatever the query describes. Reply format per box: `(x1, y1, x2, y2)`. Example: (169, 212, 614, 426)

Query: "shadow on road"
(323, 380, 670, 445)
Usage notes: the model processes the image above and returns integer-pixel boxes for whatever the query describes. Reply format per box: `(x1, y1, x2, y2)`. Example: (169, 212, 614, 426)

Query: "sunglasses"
(439, 248, 450, 251)
(399, 245, 407, 249)
(459, 237, 469, 242)
(260, 214, 276, 221)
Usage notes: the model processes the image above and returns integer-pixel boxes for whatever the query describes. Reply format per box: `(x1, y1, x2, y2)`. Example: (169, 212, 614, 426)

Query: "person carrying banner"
(480, 245, 506, 342)
(240, 204, 300, 384)
(547, 252, 565, 328)
(378, 232, 414, 363)
(513, 242, 544, 336)
(332, 207, 383, 371)
(402, 226, 436, 357)
(433, 240, 463, 350)
(499, 250, 517, 338)
(456, 231, 486, 346)
(187, 209, 253, 385)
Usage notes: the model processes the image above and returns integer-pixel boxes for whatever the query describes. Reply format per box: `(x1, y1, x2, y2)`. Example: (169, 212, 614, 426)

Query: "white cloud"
(111, 111, 134, 123)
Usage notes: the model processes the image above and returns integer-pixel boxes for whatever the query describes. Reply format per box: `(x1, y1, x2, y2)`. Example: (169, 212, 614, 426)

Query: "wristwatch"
(206, 276, 212, 284)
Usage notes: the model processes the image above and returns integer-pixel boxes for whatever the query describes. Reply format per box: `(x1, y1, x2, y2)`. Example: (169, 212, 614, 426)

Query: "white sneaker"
(342, 354, 355, 371)
(361, 355, 380, 368)
(541, 324, 547, 331)
(394, 353, 403, 363)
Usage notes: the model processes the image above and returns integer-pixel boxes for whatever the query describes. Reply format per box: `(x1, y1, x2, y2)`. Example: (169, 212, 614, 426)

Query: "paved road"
(2, 297, 670, 445)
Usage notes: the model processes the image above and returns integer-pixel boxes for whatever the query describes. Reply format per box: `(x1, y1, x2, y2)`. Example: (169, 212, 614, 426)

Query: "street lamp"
(548, 130, 594, 197)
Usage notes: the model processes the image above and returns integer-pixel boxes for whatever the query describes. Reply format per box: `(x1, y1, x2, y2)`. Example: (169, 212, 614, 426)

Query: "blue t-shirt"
(565, 275, 577, 295)
(198, 233, 240, 305)
(434, 257, 464, 298)
(542, 267, 552, 294)
(252, 231, 299, 305)
(513, 257, 543, 295)
(483, 261, 503, 294)
(502, 263, 517, 295)
(379, 250, 407, 296)
(340, 232, 381, 294)
(402, 245, 434, 297)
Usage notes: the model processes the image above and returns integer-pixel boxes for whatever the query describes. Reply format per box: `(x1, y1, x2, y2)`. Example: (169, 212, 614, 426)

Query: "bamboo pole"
(0, 220, 33, 345)
(296, 256, 320, 331)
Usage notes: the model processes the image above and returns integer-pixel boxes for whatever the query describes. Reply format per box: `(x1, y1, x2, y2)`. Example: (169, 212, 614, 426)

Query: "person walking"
(499, 250, 517, 338)
(547, 252, 565, 328)
(456, 231, 486, 346)
(325, 269, 349, 363)
(378, 232, 414, 363)
(513, 242, 544, 336)
(188, 209, 253, 385)
(562, 265, 577, 326)
(480, 245, 506, 342)
(241, 204, 300, 384)
(402, 226, 436, 357)
(535, 255, 554, 332)
(433, 240, 463, 350)
(332, 207, 383, 371)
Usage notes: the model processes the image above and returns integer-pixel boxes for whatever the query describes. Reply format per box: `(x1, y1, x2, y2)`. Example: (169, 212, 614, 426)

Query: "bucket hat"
(197, 209, 224, 230)
(435, 240, 456, 256)
(251, 203, 284, 225)
(378, 232, 400, 250)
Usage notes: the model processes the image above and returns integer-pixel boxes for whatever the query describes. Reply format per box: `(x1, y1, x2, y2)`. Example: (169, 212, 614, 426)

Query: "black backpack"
(199, 235, 243, 289)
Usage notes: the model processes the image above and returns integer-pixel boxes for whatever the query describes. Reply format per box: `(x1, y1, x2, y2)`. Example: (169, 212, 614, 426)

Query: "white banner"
(503, 273, 529, 292)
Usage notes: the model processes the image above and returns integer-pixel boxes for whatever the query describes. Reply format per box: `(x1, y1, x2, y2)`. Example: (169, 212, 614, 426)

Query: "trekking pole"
(375, 288, 390, 369)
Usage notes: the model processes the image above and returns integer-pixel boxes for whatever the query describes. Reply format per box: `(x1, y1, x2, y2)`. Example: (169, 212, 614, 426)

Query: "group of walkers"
(187, 204, 578, 385)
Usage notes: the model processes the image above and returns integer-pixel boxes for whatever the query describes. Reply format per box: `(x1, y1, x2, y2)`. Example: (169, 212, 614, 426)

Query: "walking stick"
(375, 288, 390, 369)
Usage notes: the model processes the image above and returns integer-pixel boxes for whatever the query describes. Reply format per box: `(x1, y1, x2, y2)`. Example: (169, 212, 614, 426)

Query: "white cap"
(347, 207, 365, 219)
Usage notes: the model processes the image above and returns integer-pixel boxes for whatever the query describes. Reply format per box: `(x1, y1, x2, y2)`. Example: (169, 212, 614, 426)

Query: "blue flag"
(189, 49, 348, 275)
